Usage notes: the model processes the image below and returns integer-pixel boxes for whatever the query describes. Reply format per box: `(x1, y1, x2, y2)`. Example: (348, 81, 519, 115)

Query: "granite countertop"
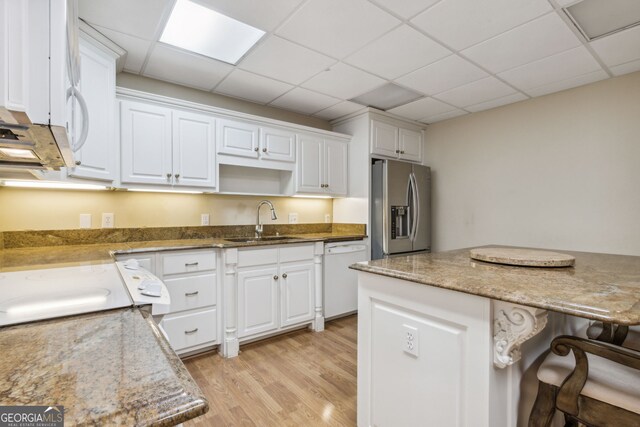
(350, 245, 640, 325)
(0, 307, 208, 426)
(0, 232, 366, 272)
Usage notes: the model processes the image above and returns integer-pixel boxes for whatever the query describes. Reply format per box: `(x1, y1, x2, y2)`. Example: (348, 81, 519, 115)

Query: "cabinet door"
(280, 261, 315, 328)
(399, 128, 422, 163)
(237, 266, 279, 338)
(324, 138, 348, 196)
(296, 134, 324, 194)
(260, 127, 295, 163)
(68, 39, 116, 181)
(172, 110, 216, 188)
(371, 120, 398, 158)
(120, 100, 173, 185)
(217, 119, 259, 158)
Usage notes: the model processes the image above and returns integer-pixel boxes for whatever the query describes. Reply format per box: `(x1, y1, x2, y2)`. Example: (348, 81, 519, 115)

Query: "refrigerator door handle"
(409, 172, 419, 242)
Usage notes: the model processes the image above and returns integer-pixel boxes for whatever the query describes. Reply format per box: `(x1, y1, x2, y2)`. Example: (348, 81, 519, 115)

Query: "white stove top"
(0, 263, 132, 327)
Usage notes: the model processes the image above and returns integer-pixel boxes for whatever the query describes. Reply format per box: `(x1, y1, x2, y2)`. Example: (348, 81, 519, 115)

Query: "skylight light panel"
(160, 0, 265, 64)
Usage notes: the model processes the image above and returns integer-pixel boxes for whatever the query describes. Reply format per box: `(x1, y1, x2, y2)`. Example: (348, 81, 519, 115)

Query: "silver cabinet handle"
(185, 291, 199, 297)
(75, 160, 81, 166)
(282, 273, 287, 279)
(254, 147, 259, 152)
(273, 275, 279, 280)
(175, 173, 180, 180)
(262, 148, 267, 152)
(184, 328, 198, 335)
(185, 262, 199, 267)
(401, 150, 405, 154)
(395, 149, 400, 153)
(166, 173, 172, 180)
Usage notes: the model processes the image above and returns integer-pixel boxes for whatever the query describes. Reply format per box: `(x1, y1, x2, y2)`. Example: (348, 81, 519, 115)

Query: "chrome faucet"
(255, 200, 278, 238)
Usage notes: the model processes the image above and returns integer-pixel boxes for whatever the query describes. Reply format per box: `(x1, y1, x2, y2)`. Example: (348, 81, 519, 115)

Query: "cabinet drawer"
(279, 244, 315, 263)
(161, 250, 216, 275)
(161, 307, 217, 351)
(115, 253, 156, 273)
(237, 247, 278, 268)
(164, 272, 217, 313)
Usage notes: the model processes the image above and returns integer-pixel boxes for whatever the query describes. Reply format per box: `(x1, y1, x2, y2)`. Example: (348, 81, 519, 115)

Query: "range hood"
(0, 108, 74, 171)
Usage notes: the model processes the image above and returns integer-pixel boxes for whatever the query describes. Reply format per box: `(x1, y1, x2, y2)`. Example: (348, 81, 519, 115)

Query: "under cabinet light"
(1, 180, 108, 190)
(292, 194, 333, 199)
(127, 188, 204, 194)
(160, 0, 265, 64)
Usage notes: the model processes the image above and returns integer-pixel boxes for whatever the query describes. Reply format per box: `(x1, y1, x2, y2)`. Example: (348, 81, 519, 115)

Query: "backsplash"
(0, 223, 366, 249)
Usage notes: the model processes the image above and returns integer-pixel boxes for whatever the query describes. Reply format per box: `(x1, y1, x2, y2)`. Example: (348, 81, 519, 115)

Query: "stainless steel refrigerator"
(371, 159, 431, 259)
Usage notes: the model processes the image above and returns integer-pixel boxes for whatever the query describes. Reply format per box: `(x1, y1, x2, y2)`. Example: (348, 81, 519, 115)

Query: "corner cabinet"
(296, 134, 348, 196)
(371, 119, 423, 163)
(119, 98, 217, 190)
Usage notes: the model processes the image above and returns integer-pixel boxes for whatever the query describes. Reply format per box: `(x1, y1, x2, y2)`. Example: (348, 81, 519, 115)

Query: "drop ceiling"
(80, 0, 640, 124)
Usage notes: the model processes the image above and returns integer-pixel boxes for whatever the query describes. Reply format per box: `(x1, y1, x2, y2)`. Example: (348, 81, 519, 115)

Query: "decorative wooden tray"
(469, 247, 575, 267)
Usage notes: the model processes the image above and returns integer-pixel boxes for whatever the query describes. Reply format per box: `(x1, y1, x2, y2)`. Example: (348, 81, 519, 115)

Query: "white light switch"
(403, 324, 419, 358)
(79, 214, 92, 229)
(324, 214, 331, 223)
(201, 213, 210, 226)
(288, 213, 298, 224)
(102, 213, 114, 228)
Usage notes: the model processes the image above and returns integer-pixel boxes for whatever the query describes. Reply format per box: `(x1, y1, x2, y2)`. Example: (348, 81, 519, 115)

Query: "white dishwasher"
(323, 241, 368, 320)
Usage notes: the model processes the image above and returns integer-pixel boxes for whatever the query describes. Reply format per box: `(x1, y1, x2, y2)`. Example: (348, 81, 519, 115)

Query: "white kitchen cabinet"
(120, 99, 216, 189)
(67, 36, 117, 182)
(296, 134, 348, 196)
(371, 119, 423, 163)
(237, 266, 279, 338)
(260, 126, 296, 163)
(217, 119, 260, 159)
(280, 261, 315, 328)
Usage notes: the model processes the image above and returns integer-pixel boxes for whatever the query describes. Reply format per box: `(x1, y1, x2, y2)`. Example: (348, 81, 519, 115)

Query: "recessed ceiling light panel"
(349, 83, 424, 111)
(160, 0, 265, 64)
(565, 0, 640, 40)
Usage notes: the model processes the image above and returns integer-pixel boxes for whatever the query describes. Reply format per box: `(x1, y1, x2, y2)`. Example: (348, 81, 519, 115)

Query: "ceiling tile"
(555, 0, 581, 6)
(462, 13, 581, 74)
(610, 59, 640, 76)
(369, 0, 440, 19)
(345, 25, 451, 79)
(143, 44, 233, 91)
(590, 25, 640, 67)
(465, 93, 528, 113)
(79, 0, 169, 40)
(301, 63, 386, 99)
(313, 101, 364, 120)
(411, 0, 552, 50)
(421, 109, 467, 124)
(498, 46, 602, 90)
(388, 97, 456, 121)
(214, 70, 293, 104)
(276, 0, 401, 59)
(270, 88, 340, 115)
(195, 0, 303, 32)
(395, 55, 488, 95)
(238, 36, 335, 85)
(434, 76, 517, 107)
(525, 69, 609, 97)
(93, 26, 152, 73)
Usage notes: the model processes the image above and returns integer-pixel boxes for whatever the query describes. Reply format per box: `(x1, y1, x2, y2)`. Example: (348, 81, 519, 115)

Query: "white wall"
(425, 71, 640, 255)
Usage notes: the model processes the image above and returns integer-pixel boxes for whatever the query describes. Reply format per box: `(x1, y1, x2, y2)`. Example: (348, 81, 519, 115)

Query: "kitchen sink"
(225, 236, 300, 243)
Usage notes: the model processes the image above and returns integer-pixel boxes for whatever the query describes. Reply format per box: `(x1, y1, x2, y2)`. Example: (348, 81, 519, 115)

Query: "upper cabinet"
(67, 36, 118, 182)
(120, 99, 216, 190)
(371, 119, 423, 163)
(217, 119, 259, 159)
(297, 134, 348, 197)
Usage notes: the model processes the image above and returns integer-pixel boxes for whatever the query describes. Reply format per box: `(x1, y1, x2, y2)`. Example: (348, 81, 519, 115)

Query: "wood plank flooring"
(184, 315, 357, 426)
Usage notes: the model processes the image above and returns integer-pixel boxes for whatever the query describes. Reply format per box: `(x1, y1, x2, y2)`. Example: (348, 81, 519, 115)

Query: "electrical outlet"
(79, 214, 92, 229)
(201, 213, 210, 226)
(403, 324, 419, 357)
(288, 213, 298, 224)
(324, 214, 331, 223)
(101, 213, 114, 228)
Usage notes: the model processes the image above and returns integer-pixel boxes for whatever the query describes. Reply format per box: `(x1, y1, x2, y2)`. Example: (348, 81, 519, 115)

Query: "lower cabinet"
(237, 266, 279, 338)
(280, 261, 315, 328)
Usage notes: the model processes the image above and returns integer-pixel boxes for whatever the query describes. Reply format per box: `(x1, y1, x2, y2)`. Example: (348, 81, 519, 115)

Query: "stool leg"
(563, 413, 579, 427)
(529, 382, 557, 427)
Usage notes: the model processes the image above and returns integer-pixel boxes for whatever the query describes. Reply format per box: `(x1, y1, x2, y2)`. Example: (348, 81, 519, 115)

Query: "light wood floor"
(184, 315, 357, 426)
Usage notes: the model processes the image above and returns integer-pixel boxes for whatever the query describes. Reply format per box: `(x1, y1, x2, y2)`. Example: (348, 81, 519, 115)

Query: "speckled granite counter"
(0, 308, 208, 426)
(350, 245, 640, 325)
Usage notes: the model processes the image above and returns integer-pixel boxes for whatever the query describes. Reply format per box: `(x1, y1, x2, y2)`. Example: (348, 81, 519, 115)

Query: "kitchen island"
(350, 246, 640, 427)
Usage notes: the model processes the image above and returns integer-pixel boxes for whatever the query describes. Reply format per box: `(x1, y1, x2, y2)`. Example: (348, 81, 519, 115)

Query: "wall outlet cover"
(79, 214, 92, 229)
(403, 324, 419, 358)
(101, 213, 114, 228)
(201, 213, 210, 226)
(288, 213, 298, 224)
(325, 214, 331, 223)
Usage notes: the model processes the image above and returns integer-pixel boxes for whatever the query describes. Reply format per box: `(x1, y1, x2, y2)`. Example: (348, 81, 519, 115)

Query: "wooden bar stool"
(529, 335, 640, 427)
